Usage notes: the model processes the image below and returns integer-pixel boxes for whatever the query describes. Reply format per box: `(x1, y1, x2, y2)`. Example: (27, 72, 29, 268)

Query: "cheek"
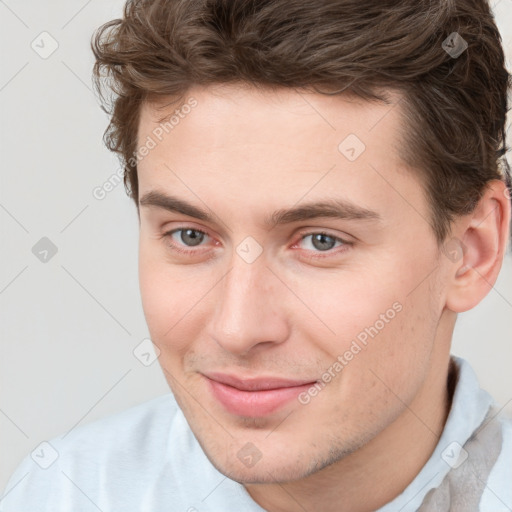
(310, 298, 438, 440)
(138, 244, 169, 334)
(292, 269, 404, 357)
(346, 281, 439, 409)
(138, 240, 212, 352)
(302, 259, 439, 391)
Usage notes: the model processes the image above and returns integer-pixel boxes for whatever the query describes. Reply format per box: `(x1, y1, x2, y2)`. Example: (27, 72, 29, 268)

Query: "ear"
(445, 180, 511, 313)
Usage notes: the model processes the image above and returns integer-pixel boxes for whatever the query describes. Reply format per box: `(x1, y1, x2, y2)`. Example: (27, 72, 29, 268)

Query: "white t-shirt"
(1, 356, 511, 511)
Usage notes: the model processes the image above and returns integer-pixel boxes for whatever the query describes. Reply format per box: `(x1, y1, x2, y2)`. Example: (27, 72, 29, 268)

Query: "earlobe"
(445, 180, 511, 313)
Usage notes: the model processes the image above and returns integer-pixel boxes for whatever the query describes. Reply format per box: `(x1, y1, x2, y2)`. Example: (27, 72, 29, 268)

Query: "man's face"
(137, 84, 450, 483)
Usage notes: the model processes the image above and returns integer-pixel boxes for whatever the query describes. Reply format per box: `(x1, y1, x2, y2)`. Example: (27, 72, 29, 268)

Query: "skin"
(136, 82, 510, 512)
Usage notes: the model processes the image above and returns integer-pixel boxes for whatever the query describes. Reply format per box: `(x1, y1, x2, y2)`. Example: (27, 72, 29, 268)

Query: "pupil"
(182, 229, 204, 246)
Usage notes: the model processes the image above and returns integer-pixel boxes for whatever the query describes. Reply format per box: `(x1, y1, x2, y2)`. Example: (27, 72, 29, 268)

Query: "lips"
(203, 372, 317, 417)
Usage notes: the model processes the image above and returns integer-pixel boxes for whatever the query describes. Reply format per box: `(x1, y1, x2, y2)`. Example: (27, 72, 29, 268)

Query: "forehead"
(138, 83, 404, 149)
(137, 83, 408, 178)
(136, 84, 429, 234)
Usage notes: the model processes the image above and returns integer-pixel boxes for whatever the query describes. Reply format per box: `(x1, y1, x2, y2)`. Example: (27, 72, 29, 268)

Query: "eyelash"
(161, 226, 352, 259)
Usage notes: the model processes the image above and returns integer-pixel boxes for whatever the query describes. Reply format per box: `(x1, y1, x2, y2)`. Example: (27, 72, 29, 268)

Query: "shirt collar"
(376, 355, 494, 512)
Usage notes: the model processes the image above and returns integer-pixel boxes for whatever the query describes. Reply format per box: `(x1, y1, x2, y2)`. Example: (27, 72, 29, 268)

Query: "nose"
(208, 254, 290, 356)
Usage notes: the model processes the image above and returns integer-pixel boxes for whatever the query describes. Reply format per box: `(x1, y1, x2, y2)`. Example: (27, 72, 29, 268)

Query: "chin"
(213, 458, 312, 485)
(201, 438, 358, 485)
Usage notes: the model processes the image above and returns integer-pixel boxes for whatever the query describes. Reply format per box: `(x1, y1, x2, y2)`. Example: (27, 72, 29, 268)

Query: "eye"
(294, 231, 351, 257)
(163, 227, 211, 254)
(161, 227, 352, 259)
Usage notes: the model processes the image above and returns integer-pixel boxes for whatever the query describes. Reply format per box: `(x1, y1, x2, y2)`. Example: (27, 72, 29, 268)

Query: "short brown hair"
(91, 0, 511, 243)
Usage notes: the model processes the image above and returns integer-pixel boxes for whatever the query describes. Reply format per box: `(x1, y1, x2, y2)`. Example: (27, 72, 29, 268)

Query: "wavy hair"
(92, 0, 511, 242)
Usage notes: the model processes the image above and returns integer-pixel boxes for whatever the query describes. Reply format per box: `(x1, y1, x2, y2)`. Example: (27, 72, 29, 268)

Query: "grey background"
(0, 0, 511, 493)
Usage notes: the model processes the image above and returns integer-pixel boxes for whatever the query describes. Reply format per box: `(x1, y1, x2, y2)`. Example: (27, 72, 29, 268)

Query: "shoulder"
(58, 392, 178, 450)
(479, 412, 512, 510)
(51, 392, 180, 465)
(0, 393, 184, 511)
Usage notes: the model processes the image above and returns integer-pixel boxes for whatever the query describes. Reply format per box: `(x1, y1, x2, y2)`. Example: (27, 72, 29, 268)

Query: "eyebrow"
(139, 190, 382, 228)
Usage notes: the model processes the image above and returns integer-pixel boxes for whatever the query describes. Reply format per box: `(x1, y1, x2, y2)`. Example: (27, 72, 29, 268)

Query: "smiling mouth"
(203, 372, 317, 417)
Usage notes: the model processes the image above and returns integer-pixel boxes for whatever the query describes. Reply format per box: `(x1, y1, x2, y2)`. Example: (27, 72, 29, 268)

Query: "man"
(1, 0, 511, 510)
